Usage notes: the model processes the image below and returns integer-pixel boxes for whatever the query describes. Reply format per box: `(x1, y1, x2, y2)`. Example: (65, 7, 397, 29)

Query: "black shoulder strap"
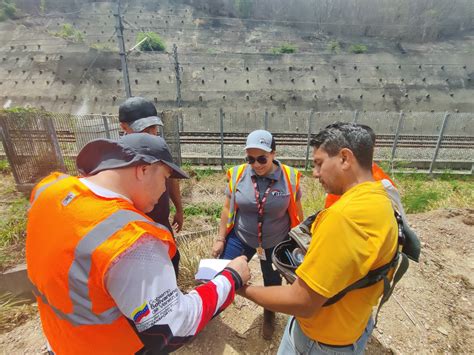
(323, 251, 409, 328)
(374, 252, 409, 326)
(323, 251, 399, 307)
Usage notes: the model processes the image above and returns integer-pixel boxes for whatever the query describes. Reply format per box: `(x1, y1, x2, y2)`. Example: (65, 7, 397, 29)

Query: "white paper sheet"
(195, 259, 232, 281)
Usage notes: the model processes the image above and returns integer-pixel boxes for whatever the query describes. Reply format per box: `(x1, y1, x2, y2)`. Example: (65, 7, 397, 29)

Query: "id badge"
(256, 246, 267, 261)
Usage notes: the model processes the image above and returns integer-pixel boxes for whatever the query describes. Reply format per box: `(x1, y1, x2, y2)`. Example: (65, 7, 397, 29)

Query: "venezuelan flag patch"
(131, 302, 150, 323)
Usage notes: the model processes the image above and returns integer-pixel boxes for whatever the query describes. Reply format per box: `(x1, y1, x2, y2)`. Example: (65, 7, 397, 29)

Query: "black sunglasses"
(246, 155, 268, 164)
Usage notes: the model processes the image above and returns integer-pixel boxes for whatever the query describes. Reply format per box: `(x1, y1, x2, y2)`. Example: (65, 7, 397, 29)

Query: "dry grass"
(300, 173, 326, 217)
(0, 293, 36, 333)
(176, 228, 217, 290)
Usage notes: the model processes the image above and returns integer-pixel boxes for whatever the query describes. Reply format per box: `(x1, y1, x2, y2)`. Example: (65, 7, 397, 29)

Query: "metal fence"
(179, 109, 473, 174)
(0, 109, 472, 191)
(0, 110, 182, 191)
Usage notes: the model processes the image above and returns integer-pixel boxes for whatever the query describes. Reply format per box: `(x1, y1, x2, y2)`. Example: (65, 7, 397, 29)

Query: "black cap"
(77, 133, 189, 179)
(118, 97, 163, 132)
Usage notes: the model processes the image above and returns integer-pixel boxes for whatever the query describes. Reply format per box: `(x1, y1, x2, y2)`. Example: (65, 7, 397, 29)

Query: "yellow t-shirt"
(296, 180, 398, 345)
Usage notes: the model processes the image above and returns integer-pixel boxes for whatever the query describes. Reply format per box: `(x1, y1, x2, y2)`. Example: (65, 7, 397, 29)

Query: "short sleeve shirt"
(147, 179, 172, 233)
(295, 181, 398, 345)
(225, 161, 301, 249)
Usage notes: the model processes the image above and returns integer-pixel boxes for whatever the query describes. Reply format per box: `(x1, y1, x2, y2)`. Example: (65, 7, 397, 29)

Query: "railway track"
(3, 130, 473, 149)
(179, 132, 474, 149)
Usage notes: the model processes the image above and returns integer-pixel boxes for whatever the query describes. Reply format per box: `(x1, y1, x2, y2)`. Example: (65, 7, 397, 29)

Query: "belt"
(318, 342, 352, 348)
(289, 317, 352, 349)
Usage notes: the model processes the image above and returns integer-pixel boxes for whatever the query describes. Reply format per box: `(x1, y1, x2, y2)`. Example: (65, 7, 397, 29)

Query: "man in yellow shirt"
(239, 122, 398, 354)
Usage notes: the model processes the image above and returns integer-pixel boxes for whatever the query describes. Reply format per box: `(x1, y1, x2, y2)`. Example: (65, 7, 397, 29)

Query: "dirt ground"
(1, 207, 473, 354)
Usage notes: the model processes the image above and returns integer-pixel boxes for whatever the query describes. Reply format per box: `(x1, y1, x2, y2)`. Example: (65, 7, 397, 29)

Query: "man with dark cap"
(26, 133, 250, 354)
(118, 96, 184, 275)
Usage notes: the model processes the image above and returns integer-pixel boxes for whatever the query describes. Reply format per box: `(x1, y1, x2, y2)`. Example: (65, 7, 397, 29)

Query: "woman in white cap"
(211, 129, 304, 339)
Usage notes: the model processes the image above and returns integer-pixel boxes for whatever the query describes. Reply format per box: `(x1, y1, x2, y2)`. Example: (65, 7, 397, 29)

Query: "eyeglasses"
(246, 155, 268, 165)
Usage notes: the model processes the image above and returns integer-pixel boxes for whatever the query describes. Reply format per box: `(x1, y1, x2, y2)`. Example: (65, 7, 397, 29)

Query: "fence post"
(429, 112, 450, 175)
(0, 117, 21, 185)
(352, 110, 359, 123)
(390, 111, 404, 173)
(219, 108, 225, 171)
(44, 116, 66, 172)
(174, 111, 182, 166)
(101, 113, 111, 139)
(264, 110, 269, 130)
(305, 110, 315, 171)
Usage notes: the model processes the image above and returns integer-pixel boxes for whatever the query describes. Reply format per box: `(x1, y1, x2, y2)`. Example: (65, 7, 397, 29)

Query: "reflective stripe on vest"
(226, 164, 246, 230)
(282, 165, 297, 200)
(31, 185, 169, 326)
(31, 174, 68, 204)
(280, 164, 301, 228)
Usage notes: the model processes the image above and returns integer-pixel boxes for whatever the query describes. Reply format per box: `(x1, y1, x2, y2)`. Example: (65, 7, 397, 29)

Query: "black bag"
(272, 212, 317, 284)
(272, 209, 420, 324)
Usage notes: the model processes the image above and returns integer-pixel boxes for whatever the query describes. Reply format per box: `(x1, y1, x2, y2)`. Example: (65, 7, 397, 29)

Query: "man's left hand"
(172, 210, 184, 233)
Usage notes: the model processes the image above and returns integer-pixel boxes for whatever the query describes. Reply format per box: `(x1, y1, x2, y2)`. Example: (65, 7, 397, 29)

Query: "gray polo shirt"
(225, 161, 302, 249)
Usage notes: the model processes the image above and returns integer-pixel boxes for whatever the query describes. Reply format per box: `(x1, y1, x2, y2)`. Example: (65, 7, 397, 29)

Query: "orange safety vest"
(324, 163, 396, 208)
(226, 163, 301, 235)
(26, 173, 176, 355)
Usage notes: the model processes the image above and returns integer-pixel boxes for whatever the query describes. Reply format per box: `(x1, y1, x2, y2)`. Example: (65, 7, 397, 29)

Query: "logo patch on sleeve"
(131, 302, 150, 323)
(61, 192, 76, 206)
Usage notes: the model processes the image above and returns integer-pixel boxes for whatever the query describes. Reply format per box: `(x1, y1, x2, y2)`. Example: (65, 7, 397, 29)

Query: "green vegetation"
(349, 44, 368, 54)
(394, 174, 474, 213)
(53, 23, 84, 42)
(1, 107, 38, 114)
(327, 40, 341, 53)
(0, 197, 28, 271)
(0, 0, 17, 21)
(181, 164, 220, 181)
(193, 168, 218, 181)
(0, 159, 10, 174)
(1, 106, 45, 121)
(136, 32, 166, 52)
(300, 171, 473, 216)
(183, 203, 222, 220)
(271, 43, 297, 54)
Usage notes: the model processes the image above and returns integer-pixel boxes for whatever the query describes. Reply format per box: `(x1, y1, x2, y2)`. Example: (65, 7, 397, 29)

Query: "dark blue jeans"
(220, 229, 282, 286)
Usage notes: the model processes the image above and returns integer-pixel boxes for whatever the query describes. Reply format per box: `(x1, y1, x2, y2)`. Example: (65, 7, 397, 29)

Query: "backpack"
(272, 186, 420, 324)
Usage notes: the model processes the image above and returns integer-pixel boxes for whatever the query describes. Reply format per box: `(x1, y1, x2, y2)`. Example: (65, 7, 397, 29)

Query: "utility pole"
(172, 44, 183, 130)
(114, 0, 132, 98)
(172, 44, 182, 108)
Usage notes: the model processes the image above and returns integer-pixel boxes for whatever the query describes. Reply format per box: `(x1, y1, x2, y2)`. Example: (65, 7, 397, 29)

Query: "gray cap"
(244, 130, 273, 152)
(129, 116, 163, 132)
(118, 97, 163, 132)
(77, 133, 189, 179)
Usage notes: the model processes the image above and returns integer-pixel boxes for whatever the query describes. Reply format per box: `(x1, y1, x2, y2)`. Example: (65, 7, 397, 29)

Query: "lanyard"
(251, 176, 274, 246)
